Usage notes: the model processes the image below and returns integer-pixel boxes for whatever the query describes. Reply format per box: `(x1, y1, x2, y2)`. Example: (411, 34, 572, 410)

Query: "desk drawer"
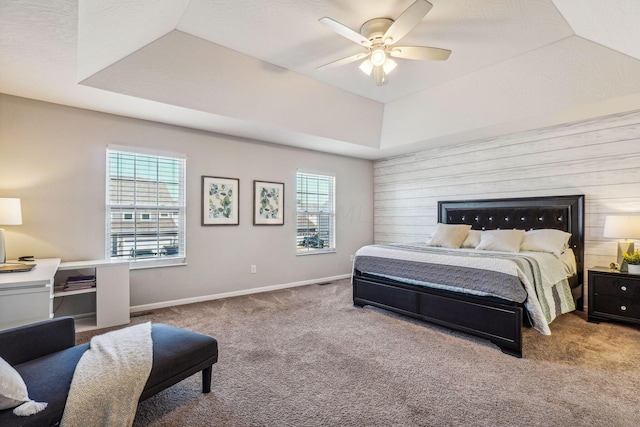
(0, 285, 51, 330)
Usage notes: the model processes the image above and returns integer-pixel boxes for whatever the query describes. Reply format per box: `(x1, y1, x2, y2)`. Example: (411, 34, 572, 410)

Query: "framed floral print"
(253, 180, 284, 225)
(202, 176, 240, 225)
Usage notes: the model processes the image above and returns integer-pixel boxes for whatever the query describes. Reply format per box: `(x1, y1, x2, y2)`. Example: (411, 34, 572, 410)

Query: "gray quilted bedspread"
(354, 254, 528, 303)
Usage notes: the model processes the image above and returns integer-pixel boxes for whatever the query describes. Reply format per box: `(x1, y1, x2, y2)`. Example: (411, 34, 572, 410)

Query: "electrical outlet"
(349, 254, 354, 262)
(251, 265, 256, 274)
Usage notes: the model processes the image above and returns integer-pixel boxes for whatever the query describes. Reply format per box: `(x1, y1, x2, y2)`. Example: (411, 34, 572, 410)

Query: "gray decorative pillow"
(0, 357, 47, 416)
(476, 229, 525, 253)
(426, 224, 472, 249)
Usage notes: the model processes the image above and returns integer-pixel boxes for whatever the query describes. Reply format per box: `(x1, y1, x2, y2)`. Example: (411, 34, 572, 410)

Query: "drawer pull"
(621, 286, 627, 291)
(621, 305, 627, 311)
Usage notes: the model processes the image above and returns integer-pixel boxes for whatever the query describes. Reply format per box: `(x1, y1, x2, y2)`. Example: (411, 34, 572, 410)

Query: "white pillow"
(475, 229, 525, 253)
(520, 229, 572, 256)
(461, 230, 482, 248)
(426, 224, 471, 249)
(0, 357, 47, 416)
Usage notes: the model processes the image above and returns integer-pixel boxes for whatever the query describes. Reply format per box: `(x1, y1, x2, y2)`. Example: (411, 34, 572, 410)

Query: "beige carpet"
(77, 279, 640, 426)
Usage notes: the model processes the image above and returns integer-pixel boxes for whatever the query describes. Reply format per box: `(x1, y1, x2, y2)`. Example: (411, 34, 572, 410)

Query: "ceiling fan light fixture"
(373, 66, 387, 86)
(359, 59, 374, 76)
(370, 47, 387, 67)
(382, 58, 397, 74)
(317, 0, 450, 86)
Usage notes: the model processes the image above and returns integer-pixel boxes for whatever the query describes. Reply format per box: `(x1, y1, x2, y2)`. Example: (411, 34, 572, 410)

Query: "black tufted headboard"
(438, 195, 585, 286)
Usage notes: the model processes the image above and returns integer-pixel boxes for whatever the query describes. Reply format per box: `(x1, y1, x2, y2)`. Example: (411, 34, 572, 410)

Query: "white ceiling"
(2, 0, 640, 160)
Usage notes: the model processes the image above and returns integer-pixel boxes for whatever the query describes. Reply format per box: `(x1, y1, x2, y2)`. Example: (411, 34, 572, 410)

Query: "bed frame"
(353, 195, 585, 357)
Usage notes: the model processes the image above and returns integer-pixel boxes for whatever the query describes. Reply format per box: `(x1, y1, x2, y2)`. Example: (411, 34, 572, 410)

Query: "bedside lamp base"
(617, 240, 634, 272)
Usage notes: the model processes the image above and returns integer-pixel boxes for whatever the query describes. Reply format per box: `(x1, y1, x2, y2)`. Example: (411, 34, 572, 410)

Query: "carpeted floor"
(77, 279, 640, 426)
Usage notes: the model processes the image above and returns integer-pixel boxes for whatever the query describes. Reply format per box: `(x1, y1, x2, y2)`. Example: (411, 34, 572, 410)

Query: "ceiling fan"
(317, 0, 451, 86)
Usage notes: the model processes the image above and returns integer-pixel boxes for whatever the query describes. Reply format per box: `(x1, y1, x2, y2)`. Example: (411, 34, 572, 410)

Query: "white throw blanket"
(60, 322, 153, 427)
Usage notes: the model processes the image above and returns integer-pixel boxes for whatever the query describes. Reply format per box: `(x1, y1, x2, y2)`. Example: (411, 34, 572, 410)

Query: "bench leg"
(202, 365, 212, 393)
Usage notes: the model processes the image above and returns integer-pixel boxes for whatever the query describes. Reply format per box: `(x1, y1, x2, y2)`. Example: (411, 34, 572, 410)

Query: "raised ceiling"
(2, 0, 640, 159)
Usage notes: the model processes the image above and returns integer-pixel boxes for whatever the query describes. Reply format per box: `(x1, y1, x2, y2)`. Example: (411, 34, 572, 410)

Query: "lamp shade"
(358, 59, 373, 76)
(603, 215, 640, 239)
(370, 47, 387, 66)
(0, 198, 22, 225)
(604, 215, 640, 272)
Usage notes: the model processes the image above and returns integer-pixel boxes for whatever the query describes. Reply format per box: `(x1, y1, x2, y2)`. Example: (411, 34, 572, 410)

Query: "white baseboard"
(130, 274, 351, 313)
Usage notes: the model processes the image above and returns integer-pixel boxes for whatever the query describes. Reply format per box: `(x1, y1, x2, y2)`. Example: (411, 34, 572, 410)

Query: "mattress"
(353, 243, 576, 335)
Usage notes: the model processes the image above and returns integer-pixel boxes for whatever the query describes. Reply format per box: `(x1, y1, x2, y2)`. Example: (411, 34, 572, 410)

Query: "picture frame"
(253, 180, 284, 225)
(202, 176, 240, 225)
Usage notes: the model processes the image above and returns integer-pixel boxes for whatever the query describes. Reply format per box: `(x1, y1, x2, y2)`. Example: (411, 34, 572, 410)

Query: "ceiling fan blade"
(390, 45, 451, 61)
(319, 17, 372, 47)
(316, 52, 369, 70)
(383, 0, 433, 45)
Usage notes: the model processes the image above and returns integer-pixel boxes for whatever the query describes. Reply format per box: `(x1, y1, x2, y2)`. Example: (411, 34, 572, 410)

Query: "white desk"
(0, 258, 130, 332)
(0, 258, 60, 330)
(56, 260, 130, 331)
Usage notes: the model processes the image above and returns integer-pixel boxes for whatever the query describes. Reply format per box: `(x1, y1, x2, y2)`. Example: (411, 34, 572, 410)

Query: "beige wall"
(0, 95, 374, 307)
(374, 108, 640, 298)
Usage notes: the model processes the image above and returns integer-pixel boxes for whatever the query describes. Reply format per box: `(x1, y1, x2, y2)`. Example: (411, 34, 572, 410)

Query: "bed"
(352, 195, 584, 358)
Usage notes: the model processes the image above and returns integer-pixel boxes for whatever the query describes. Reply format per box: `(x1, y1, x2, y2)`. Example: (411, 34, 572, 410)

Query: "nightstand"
(588, 267, 640, 325)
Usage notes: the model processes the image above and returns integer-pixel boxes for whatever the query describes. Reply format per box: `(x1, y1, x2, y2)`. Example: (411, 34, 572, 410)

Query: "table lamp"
(0, 198, 22, 264)
(603, 215, 640, 272)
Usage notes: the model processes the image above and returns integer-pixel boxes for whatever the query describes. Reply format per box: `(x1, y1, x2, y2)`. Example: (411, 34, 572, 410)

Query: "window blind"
(296, 172, 335, 254)
(106, 147, 186, 265)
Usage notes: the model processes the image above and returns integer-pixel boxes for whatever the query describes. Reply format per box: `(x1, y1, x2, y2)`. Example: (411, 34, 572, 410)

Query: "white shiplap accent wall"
(374, 109, 640, 281)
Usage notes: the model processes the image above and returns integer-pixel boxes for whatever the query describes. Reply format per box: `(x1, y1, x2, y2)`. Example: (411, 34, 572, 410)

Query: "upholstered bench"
(0, 317, 218, 427)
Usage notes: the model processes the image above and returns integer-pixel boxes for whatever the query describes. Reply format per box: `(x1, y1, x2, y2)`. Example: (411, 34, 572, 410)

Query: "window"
(296, 172, 335, 254)
(106, 146, 186, 267)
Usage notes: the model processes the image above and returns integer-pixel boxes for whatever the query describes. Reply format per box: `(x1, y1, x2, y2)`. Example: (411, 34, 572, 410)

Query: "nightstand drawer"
(589, 268, 640, 325)
(592, 275, 640, 298)
(592, 294, 640, 319)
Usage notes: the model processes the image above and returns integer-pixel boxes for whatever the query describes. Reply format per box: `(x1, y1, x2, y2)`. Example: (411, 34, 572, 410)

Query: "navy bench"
(0, 317, 218, 427)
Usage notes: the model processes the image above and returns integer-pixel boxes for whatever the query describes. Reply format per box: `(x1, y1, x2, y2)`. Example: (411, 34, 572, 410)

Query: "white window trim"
(106, 145, 187, 268)
(296, 170, 336, 256)
(107, 144, 187, 160)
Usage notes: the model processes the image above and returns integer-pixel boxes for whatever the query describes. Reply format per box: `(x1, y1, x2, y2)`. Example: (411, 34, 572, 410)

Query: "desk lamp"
(0, 198, 22, 264)
(603, 215, 640, 272)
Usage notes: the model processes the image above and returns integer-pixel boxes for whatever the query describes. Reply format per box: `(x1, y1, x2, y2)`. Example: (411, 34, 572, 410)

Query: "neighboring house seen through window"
(296, 171, 335, 254)
(106, 146, 186, 267)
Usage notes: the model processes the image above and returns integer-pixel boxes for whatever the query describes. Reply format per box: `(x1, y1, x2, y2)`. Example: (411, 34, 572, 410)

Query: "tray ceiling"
(2, 0, 640, 159)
